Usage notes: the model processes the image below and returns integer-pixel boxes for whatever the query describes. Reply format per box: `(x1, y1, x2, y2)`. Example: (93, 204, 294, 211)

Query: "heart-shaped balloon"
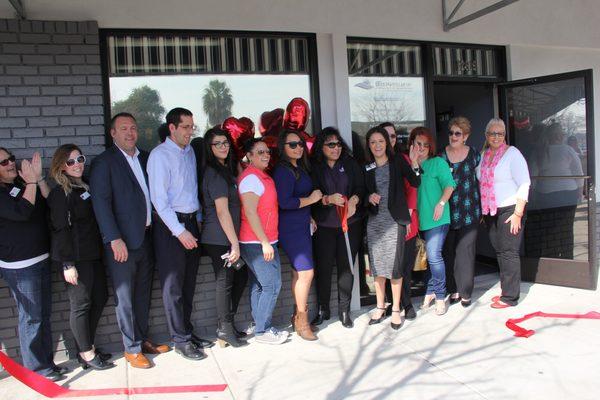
(259, 108, 284, 138)
(283, 98, 310, 132)
(299, 131, 316, 154)
(222, 117, 255, 161)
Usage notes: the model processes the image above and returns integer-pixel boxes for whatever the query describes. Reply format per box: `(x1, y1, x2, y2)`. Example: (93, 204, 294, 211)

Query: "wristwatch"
(438, 200, 446, 206)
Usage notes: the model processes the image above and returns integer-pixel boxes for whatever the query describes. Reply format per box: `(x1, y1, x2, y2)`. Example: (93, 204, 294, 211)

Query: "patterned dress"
(441, 146, 481, 229)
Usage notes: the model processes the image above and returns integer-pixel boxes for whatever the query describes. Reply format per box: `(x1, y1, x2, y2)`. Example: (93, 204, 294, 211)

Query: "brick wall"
(0, 18, 331, 364)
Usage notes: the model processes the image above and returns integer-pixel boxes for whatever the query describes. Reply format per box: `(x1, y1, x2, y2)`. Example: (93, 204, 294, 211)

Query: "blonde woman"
(48, 144, 114, 370)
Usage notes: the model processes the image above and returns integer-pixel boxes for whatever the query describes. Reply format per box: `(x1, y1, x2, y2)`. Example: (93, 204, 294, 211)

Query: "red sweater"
(238, 165, 279, 243)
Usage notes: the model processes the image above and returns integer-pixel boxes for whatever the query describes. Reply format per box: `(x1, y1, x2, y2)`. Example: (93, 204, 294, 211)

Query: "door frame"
(498, 69, 597, 289)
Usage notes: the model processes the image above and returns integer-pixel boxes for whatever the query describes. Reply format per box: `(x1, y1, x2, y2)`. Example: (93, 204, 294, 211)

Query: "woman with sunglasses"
(409, 127, 456, 316)
(478, 118, 530, 308)
(238, 138, 288, 345)
(364, 126, 420, 330)
(310, 127, 365, 328)
(47, 144, 114, 370)
(273, 129, 322, 341)
(200, 127, 248, 348)
(0, 148, 64, 381)
(440, 117, 481, 308)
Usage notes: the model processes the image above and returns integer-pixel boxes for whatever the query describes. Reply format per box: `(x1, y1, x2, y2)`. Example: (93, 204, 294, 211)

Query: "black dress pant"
(154, 216, 200, 345)
(385, 236, 416, 310)
(484, 205, 525, 306)
(313, 220, 363, 313)
(202, 244, 248, 323)
(105, 230, 154, 354)
(63, 260, 108, 352)
(443, 222, 479, 300)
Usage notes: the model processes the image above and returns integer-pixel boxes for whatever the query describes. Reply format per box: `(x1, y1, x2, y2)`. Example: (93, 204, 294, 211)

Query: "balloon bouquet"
(221, 97, 313, 173)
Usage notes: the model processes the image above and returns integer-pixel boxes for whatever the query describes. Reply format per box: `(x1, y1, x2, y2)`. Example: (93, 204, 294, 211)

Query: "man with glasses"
(147, 107, 209, 361)
(90, 113, 170, 369)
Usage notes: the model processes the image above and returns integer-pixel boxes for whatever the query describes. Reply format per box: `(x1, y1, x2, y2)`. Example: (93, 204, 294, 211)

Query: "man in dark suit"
(90, 112, 170, 369)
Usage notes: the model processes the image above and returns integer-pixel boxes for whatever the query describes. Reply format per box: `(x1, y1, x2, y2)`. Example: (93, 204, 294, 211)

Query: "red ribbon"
(0, 351, 227, 398)
(335, 196, 349, 233)
(506, 311, 600, 338)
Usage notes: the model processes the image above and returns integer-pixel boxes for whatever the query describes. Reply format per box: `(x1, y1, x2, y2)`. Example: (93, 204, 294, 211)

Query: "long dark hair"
(277, 128, 309, 178)
(311, 126, 352, 165)
(365, 126, 394, 163)
(203, 127, 238, 186)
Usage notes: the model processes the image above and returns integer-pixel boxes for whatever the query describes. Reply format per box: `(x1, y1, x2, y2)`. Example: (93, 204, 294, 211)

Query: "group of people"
(0, 107, 530, 381)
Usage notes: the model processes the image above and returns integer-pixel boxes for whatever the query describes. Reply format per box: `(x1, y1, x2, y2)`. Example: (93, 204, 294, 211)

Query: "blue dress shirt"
(147, 137, 200, 237)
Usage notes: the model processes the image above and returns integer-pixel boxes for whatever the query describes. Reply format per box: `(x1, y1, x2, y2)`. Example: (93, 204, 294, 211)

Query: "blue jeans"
(240, 243, 282, 334)
(423, 224, 449, 300)
(0, 259, 55, 375)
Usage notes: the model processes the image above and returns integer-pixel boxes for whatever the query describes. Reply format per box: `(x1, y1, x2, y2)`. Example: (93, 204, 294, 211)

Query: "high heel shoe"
(460, 298, 472, 308)
(368, 307, 387, 325)
(435, 299, 447, 315)
(311, 305, 330, 326)
(216, 321, 248, 348)
(390, 310, 403, 330)
(421, 294, 435, 310)
(448, 293, 460, 305)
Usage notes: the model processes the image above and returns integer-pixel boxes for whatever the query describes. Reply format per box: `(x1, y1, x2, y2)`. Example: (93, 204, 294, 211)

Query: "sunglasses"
(415, 141, 431, 148)
(389, 133, 397, 139)
(0, 154, 16, 167)
(211, 140, 230, 149)
(448, 131, 463, 137)
(253, 149, 271, 156)
(65, 155, 86, 167)
(487, 131, 505, 138)
(324, 142, 342, 149)
(285, 141, 304, 149)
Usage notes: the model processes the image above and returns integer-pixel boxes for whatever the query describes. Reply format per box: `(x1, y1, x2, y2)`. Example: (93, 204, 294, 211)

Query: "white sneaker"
(255, 327, 289, 345)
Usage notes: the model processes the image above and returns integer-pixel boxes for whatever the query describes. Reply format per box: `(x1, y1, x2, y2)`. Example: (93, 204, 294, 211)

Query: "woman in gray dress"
(364, 127, 420, 330)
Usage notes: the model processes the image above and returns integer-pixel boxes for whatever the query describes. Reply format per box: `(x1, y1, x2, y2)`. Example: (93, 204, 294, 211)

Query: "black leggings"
(385, 236, 416, 310)
(313, 221, 363, 313)
(203, 244, 248, 322)
(443, 222, 479, 300)
(63, 260, 108, 352)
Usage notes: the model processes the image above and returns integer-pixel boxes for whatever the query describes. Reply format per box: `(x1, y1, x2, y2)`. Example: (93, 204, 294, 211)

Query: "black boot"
(311, 305, 330, 326)
(217, 321, 248, 348)
(340, 311, 354, 328)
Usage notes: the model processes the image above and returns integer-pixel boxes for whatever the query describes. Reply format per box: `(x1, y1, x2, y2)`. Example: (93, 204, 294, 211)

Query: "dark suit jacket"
(364, 155, 420, 225)
(89, 146, 150, 250)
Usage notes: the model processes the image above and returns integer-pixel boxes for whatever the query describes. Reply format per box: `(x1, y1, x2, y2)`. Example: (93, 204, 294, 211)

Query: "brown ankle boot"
(295, 307, 317, 341)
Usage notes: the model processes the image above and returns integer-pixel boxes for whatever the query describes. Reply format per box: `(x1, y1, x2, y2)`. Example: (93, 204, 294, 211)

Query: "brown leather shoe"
(291, 306, 319, 333)
(294, 306, 318, 341)
(142, 340, 171, 354)
(124, 352, 152, 369)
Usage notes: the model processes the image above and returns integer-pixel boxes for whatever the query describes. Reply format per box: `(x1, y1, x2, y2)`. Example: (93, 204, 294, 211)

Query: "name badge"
(9, 187, 21, 197)
(80, 191, 91, 200)
(365, 163, 376, 172)
(339, 166, 345, 173)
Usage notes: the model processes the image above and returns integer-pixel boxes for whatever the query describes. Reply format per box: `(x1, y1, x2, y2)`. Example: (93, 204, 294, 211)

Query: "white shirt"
(477, 146, 531, 207)
(118, 146, 152, 226)
(147, 137, 200, 237)
(239, 174, 265, 196)
(0, 253, 49, 269)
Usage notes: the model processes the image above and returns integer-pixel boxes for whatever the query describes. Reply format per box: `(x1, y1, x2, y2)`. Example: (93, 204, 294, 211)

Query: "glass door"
(499, 70, 596, 289)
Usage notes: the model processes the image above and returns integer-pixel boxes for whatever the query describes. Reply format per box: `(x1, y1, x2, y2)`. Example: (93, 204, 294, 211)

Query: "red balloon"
(259, 108, 284, 138)
(299, 131, 316, 154)
(283, 98, 310, 132)
(222, 117, 255, 161)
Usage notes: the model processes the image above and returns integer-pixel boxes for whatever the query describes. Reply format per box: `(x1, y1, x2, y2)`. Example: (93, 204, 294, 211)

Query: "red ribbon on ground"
(506, 311, 600, 338)
(0, 351, 227, 398)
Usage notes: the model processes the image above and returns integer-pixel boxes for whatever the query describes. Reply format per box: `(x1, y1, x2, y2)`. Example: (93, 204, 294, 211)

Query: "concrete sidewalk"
(1, 273, 599, 400)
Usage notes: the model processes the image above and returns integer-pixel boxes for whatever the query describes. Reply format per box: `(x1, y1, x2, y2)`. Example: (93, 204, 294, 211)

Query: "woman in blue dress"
(273, 129, 323, 341)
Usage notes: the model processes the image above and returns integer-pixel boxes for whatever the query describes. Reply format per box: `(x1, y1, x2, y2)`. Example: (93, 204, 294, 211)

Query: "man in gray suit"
(90, 113, 170, 369)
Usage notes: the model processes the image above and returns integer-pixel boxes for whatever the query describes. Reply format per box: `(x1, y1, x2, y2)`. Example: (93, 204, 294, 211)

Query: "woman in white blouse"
(477, 118, 530, 308)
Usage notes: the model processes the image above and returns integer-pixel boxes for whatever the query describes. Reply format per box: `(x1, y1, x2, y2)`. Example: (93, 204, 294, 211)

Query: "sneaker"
(255, 327, 289, 345)
(245, 322, 256, 336)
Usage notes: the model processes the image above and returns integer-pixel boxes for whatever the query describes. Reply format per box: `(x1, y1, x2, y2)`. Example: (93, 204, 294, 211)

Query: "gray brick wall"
(0, 18, 331, 365)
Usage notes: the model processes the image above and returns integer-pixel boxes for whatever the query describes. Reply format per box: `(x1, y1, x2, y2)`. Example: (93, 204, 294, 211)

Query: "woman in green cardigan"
(409, 127, 456, 315)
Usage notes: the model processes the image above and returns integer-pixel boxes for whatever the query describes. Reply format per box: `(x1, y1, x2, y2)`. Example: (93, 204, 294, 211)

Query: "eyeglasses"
(253, 149, 271, 156)
(178, 124, 199, 132)
(0, 154, 16, 167)
(65, 155, 86, 167)
(324, 142, 342, 149)
(211, 140, 230, 149)
(285, 141, 304, 149)
(389, 134, 397, 139)
(415, 141, 430, 148)
(448, 130, 463, 137)
(487, 131, 505, 138)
